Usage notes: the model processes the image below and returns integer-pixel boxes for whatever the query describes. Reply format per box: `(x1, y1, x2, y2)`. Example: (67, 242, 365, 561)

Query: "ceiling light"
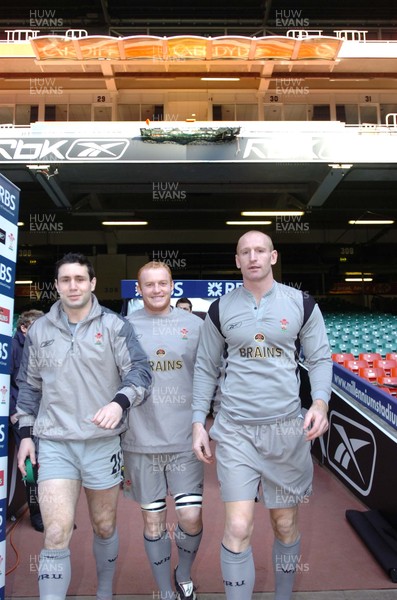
(102, 221, 148, 226)
(134, 77, 176, 81)
(17, 221, 24, 226)
(241, 211, 304, 217)
(328, 164, 353, 169)
(226, 220, 272, 226)
(345, 277, 373, 282)
(27, 164, 51, 170)
(348, 220, 394, 225)
(201, 77, 240, 81)
(15, 280, 33, 285)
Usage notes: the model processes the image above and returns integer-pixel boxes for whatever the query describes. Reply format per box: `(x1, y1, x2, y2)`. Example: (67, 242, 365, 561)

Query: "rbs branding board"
(0, 173, 20, 600)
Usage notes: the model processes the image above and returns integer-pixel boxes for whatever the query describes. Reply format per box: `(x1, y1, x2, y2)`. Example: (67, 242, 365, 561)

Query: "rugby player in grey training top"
(192, 231, 332, 600)
(16, 252, 152, 600)
(123, 261, 204, 600)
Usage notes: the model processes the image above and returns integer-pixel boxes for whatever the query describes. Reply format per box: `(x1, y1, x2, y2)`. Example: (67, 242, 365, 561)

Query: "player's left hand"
(92, 402, 123, 429)
(303, 399, 328, 441)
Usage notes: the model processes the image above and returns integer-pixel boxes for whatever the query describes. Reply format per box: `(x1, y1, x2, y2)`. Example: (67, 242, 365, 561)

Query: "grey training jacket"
(192, 282, 332, 426)
(122, 307, 203, 453)
(16, 295, 152, 440)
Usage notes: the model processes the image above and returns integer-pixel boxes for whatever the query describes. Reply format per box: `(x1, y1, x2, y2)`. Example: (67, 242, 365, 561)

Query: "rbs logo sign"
(0, 336, 10, 371)
(0, 258, 15, 298)
(0, 263, 12, 284)
(0, 184, 16, 211)
(0, 343, 8, 362)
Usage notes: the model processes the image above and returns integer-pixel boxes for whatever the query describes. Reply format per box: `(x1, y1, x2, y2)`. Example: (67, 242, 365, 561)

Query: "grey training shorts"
(209, 412, 313, 508)
(37, 436, 123, 489)
(123, 450, 204, 505)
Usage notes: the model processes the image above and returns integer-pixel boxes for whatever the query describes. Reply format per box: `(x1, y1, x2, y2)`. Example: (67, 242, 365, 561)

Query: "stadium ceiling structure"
(0, 0, 397, 286)
(0, 0, 396, 37)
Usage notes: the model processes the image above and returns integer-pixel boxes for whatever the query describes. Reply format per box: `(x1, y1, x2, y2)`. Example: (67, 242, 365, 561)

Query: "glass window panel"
(235, 104, 257, 120)
(15, 105, 37, 125)
(336, 104, 358, 124)
(284, 104, 307, 121)
(380, 104, 397, 124)
(93, 105, 112, 121)
(212, 105, 222, 120)
(221, 104, 235, 120)
(311, 105, 331, 120)
(54, 105, 68, 121)
(359, 105, 378, 124)
(118, 104, 141, 120)
(69, 105, 91, 121)
(264, 104, 283, 121)
(0, 106, 14, 124)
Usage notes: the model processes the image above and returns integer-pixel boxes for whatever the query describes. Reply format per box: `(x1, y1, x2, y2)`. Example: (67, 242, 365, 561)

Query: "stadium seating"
(377, 377, 397, 396)
(359, 353, 382, 367)
(377, 376, 397, 388)
(325, 310, 397, 393)
(323, 311, 397, 357)
(332, 353, 355, 364)
(378, 386, 393, 395)
(344, 360, 368, 373)
(358, 367, 385, 383)
(373, 359, 397, 376)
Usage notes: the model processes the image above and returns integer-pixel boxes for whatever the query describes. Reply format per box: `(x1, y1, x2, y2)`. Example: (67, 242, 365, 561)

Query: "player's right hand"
(192, 422, 214, 464)
(17, 438, 36, 477)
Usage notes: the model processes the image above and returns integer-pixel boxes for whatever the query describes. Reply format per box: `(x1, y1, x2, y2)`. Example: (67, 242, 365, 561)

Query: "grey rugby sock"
(175, 525, 203, 582)
(273, 535, 301, 600)
(221, 543, 255, 600)
(144, 530, 175, 600)
(93, 529, 119, 600)
(38, 548, 71, 600)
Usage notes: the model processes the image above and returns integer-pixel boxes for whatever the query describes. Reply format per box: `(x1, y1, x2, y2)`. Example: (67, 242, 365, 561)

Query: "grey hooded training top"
(122, 307, 203, 453)
(16, 295, 152, 440)
(192, 282, 332, 426)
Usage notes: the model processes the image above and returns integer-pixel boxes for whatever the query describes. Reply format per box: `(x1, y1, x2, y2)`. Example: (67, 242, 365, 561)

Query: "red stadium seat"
(344, 359, 368, 373)
(373, 359, 397, 376)
(378, 386, 392, 395)
(377, 376, 397, 388)
(358, 352, 382, 367)
(391, 367, 397, 377)
(332, 353, 355, 364)
(386, 352, 397, 362)
(358, 367, 385, 382)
